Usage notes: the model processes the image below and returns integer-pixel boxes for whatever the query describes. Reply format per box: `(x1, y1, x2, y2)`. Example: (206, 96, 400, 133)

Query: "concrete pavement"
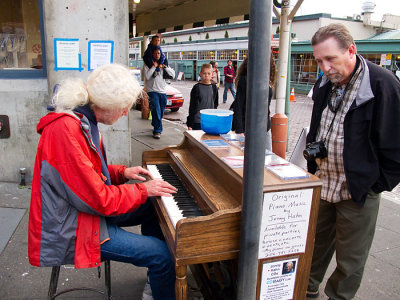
(0, 91, 399, 299)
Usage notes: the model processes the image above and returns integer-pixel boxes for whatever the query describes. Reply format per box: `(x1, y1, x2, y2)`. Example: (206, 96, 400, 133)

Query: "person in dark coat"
(305, 23, 400, 300)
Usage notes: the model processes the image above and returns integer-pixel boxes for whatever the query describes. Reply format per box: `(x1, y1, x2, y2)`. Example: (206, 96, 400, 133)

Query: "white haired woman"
(29, 64, 177, 300)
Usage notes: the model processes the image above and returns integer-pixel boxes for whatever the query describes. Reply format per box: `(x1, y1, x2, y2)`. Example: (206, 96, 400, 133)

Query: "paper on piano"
(220, 133, 245, 150)
(220, 133, 245, 142)
(264, 154, 290, 166)
(202, 139, 230, 148)
(222, 153, 289, 169)
(222, 156, 244, 168)
(267, 164, 310, 180)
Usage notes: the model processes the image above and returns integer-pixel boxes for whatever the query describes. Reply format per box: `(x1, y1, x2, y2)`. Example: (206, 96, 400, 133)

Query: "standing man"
(144, 48, 175, 139)
(210, 60, 220, 88)
(223, 59, 236, 103)
(305, 23, 400, 300)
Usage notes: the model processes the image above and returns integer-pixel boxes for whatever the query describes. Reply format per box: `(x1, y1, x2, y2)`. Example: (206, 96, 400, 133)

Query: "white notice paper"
(54, 39, 80, 70)
(259, 258, 298, 300)
(88, 41, 114, 70)
(258, 189, 313, 259)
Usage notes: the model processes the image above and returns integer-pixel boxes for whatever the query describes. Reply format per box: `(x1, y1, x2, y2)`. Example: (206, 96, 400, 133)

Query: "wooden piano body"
(142, 130, 322, 300)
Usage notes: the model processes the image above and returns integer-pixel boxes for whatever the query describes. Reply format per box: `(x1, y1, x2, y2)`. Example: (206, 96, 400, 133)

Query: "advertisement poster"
(54, 38, 82, 71)
(258, 189, 313, 259)
(88, 40, 114, 70)
(259, 258, 298, 300)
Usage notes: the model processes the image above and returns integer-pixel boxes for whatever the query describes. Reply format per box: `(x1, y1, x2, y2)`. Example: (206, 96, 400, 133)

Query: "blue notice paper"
(202, 139, 230, 148)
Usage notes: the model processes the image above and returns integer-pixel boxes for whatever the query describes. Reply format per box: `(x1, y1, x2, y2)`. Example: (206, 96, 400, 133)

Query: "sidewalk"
(0, 95, 399, 299)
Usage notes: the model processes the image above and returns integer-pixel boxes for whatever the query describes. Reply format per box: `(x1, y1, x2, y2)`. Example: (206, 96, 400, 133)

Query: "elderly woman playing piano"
(28, 63, 177, 300)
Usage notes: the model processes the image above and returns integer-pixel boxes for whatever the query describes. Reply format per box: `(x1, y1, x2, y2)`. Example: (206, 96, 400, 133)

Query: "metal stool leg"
(104, 260, 112, 299)
(46, 261, 112, 299)
(48, 266, 60, 300)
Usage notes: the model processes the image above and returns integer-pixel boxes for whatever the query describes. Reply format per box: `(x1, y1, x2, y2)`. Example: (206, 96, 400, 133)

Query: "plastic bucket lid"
(200, 109, 233, 116)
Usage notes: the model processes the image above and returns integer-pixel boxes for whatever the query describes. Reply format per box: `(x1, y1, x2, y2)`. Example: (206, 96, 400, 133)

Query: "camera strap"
(321, 87, 344, 144)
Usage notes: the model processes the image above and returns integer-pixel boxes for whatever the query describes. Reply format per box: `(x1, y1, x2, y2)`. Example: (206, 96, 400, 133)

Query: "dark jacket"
(187, 82, 219, 128)
(232, 75, 272, 134)
(224, 65, 235, 84)
(307, 55, 400, 206)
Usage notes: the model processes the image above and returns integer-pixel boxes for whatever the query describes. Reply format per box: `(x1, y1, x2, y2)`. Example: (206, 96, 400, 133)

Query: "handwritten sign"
(258, 189, 312, 259)
(259, 258, 298, 300)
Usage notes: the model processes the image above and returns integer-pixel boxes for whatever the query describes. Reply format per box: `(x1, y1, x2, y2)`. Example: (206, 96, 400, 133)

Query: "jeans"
(101, 200, 175, 300)
(223, 82, 236, 103)
(148, 92, 167, 134)
(308, 190, 380, 300)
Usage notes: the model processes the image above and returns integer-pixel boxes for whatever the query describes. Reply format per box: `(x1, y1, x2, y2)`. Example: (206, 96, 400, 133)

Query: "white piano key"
(147, 164, 162, 179)
(148, 164, 190, 228)
(161, 196, 185, 228)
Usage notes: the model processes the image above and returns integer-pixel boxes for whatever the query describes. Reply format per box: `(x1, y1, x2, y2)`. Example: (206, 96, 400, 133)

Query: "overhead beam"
(135, 0, 250, 35)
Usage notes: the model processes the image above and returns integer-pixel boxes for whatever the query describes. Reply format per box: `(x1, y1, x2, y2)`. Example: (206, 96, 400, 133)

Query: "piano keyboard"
(147, 164, 204, 228)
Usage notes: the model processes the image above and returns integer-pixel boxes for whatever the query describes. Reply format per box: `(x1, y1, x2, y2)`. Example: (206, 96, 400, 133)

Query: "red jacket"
(28, 112, 147, 268)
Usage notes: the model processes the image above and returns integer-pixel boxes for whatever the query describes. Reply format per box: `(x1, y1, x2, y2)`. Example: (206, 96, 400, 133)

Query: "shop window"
(239, 50, 248, 60)
(198, 50, 215, 60)
(0, 0, 45, 77)
(182, 51, 197, 60)
(292, 53, 318, 85)
(167, 52, 181, 60)
(217, 50, 237, 60)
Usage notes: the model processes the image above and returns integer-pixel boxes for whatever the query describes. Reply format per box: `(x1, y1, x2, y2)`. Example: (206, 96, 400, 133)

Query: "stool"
(47, 260, 112, 300)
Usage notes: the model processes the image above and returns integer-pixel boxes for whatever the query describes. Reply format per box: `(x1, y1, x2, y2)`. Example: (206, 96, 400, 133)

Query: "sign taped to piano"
(258, 189, 313, 259)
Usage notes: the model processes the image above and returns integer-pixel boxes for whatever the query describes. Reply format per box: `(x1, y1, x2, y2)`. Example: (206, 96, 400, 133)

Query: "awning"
(131, 0, 250, 36)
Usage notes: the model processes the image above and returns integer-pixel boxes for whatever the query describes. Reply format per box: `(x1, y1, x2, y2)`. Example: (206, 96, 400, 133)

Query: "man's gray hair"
(311, 23, 356, 52)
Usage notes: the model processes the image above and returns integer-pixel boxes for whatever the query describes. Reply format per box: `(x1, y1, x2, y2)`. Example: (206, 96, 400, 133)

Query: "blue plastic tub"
(200, 109, 234, 135)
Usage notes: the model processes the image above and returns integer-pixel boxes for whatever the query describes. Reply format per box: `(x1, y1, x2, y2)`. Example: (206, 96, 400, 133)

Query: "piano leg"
(175, 265, 187, 300)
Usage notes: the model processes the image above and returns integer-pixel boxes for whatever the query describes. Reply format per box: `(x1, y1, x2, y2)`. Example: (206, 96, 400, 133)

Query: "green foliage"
(205, 33, 209, 39)
(162, 39, 165, 44)
(174, 37, 178, 43)
(189, 35, 192, 41)
(276, 26, 280, 34)
(224, 30, 229, 38)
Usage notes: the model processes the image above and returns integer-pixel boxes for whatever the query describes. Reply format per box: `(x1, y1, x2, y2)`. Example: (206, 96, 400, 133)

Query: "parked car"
(130, 69, 184, 112)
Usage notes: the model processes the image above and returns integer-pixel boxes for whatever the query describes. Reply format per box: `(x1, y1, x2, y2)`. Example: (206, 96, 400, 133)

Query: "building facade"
(129, 14, 400, 93)
(0, 0, 131, 182)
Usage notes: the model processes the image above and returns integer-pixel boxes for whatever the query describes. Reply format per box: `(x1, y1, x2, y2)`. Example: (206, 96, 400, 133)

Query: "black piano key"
(155, 164, 204, 217)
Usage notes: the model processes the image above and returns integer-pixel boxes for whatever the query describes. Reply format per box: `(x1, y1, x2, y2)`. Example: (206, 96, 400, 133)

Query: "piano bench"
(47, 260, 113, 300)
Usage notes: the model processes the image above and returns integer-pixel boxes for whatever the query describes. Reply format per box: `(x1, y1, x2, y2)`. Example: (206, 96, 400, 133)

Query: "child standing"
(187, 64, 219, 130)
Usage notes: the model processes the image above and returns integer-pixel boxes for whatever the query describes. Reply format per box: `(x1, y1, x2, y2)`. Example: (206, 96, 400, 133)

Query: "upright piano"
(142, 130, 321, 300)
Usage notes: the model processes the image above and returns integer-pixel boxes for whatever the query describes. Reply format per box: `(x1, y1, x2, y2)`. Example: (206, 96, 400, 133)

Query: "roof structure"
(368, 29, 400, 39)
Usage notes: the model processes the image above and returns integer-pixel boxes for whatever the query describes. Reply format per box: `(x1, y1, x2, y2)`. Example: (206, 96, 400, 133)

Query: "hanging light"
(134, 0, 140, 3)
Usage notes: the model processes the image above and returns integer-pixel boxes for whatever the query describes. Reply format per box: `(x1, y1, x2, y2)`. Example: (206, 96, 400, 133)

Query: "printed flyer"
(259, 258, 298, 300)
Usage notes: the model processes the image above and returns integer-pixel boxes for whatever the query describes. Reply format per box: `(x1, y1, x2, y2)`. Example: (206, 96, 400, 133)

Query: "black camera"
(303, 141, 327, 161)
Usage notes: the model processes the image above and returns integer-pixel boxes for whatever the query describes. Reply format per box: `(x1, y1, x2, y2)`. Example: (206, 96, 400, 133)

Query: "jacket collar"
(318, 54, 374, 107)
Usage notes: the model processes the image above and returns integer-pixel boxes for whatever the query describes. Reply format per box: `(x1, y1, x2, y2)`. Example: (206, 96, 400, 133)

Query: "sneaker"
(153, 132, 161, 139)
(306, 290, 319, 298)
(142, 281, 153, 300)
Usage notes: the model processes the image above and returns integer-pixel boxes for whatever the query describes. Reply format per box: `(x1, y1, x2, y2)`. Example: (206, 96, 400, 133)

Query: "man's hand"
(124, 166, 152, 181)
(153, 61, 158, 67)
(143, 179, 177, 197)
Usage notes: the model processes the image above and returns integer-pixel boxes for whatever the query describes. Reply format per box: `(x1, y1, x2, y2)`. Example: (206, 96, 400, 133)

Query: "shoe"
(153, 132, 161, 139)
(306, 290, 319, 298)
(142, 281, 153, 300)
